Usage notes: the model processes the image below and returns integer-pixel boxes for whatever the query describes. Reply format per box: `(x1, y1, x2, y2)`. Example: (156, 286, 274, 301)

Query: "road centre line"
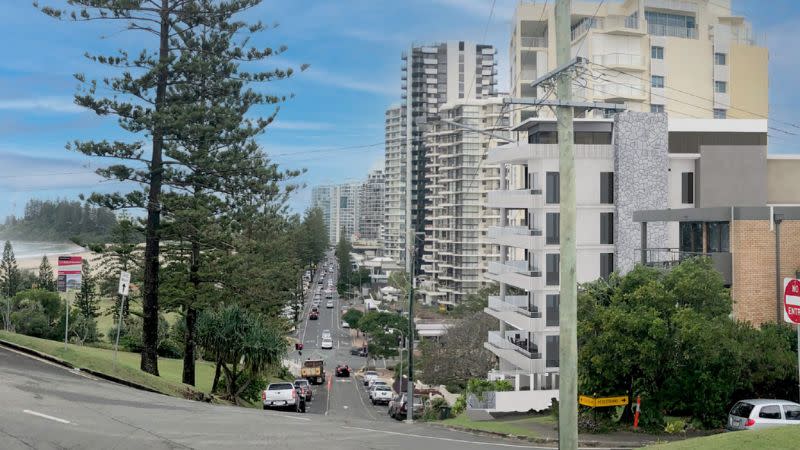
(23, 410, 71, 424)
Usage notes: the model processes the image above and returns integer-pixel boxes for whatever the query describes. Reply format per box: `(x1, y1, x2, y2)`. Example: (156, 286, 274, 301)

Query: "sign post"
(113, 271, 131, 369)
(783, 278, 800, 402)
(58, 256, 82, 349)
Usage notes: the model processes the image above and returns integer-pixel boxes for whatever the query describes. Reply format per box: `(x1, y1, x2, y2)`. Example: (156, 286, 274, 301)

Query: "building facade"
(482, 112, 769, 413)
(311, 185, 338, 245)
(509, 0, 767, 124)
(383, 105, 407, 263)
(420, 98, 509, 306)
(397, 41, 498, 272)
(311, 182, 361, 245)
(359, 170, 385, 242)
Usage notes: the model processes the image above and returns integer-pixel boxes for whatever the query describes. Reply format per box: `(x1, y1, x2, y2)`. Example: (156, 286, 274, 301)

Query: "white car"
(371, 385, 394, 405)
(321, 329, 332, 339)
(363, 371, 379, 386)
(326, 300, 334, 308)
(368, 379, 388, 391)
(321, 337, 334, 349)
(728, 399, 800, 431)
(341, 320, 350, 329)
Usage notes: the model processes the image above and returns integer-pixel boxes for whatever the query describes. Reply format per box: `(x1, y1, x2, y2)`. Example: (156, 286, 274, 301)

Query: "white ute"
(262, 382, 305, 412)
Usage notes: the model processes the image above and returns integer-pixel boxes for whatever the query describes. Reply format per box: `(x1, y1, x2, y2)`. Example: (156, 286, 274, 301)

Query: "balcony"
(486, 295, 552, 332)
(487, 142, 613, 164)
(487, 189, 542, 210)
(646, 23, 698, 39)
(592, 82, 646, 101)
(603, 15, 644, 36)
(520, 68, 537, 81)
(641, 248, 732, 285)
(521, 36, 547, 48)
(485, 331, 544, 373)
(486, 261, 543, 292)
(592, 53, 645, 70)
(487, 225, 543, 249)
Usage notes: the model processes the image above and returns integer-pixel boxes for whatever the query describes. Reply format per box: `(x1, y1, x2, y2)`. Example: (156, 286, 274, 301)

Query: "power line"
(465, 0, 497, 102)
(574, 0, 606, 57)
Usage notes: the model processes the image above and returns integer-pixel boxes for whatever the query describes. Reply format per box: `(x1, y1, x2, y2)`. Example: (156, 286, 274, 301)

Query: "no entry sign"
(784, 278, 800, 324)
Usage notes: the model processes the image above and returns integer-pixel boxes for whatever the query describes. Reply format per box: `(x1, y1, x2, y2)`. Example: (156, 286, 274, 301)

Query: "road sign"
(118, 271, 131, 296)
(57, 256, 83, 292)
(579, 395, 628, 408)
(785, 278, 800, 324)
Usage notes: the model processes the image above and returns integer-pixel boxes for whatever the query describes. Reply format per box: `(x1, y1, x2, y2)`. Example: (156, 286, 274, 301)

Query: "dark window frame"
(681, 172, 694, 204)
(600, 212, 614, 245)
(546, 253, 560, 286)
(546, 294, 559, 327)
(546, 172, 560, 204)
(600, 172, 614, 204)
(600, 253, 614, 279)
(546, 212, 560, 245)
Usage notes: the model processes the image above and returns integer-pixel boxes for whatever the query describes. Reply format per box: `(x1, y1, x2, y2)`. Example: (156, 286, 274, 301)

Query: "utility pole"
(555, 0, 578, 448)
(406, 249, 415, 423)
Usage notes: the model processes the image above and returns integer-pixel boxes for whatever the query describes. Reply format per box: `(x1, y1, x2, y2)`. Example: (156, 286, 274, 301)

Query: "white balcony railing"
(488, 260, 540, 276)
(487, 226, 539, 238)
(593, 53, 644, 67)
(488, 296, 542, 318)
(521, 36, 547, 48)
(487, 331, 541, 359)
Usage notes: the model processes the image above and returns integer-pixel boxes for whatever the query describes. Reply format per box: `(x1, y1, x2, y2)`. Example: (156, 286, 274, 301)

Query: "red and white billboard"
(57, 256, 82, 292)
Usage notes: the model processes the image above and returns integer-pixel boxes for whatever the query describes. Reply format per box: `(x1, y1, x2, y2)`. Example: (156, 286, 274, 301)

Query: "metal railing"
(488, 296, 542, 318)
(467, 392, 496, 409)
(639, 248, 732, 284)
(647, 23, 698, 39)
(488, 331, 542, 359)
(571, 18, 601, 40)
(488, 260, 541, 276)
(487, 226, 541, 238)
(593, 53, 644, 67)
(521, 36, 547, 48)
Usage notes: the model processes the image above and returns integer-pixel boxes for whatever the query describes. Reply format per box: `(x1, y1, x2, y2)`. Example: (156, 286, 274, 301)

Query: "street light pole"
(406, 251, 415, 423)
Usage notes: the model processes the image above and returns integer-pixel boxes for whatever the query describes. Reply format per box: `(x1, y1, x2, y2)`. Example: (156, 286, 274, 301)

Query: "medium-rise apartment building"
(421, 98, 509, 306)
(481, 113, 770, 413)
(509, 0, 767, 124)
(391, 41, 498, 272)
(359, 170, 385, 242)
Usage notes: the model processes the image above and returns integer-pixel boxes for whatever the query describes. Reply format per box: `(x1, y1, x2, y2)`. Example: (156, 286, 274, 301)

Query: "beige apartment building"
(510, 0, 767, 124)
(420, 98, 509, 306)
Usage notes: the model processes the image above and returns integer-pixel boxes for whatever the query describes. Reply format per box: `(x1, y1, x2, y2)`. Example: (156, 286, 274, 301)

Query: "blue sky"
(0, 0, 798, 220)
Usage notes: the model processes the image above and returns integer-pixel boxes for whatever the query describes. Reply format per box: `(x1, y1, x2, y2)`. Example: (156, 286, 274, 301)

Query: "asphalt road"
(0, 255, 551, 449)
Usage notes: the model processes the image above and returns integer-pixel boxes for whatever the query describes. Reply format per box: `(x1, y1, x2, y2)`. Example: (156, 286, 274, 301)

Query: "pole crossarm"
(530, 56, 588, 89)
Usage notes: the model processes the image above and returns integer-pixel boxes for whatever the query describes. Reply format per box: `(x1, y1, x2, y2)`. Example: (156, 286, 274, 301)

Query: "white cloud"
(0, 96, 83, 113)
(0, 151, 103, 190)
(269, 120, 334, 131)
(300, 66, 396, 96)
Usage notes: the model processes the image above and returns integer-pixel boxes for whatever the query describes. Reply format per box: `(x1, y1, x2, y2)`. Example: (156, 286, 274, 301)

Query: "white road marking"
(342, 425, 614, 449)
(263, 412, 312, 422)
(23, 410, 71, 424)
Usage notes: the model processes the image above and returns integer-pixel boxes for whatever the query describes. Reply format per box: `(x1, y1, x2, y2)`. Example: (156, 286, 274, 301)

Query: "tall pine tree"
(1, 241, 21, 299)
(75, 259, 98, 319)
(37, 255, 56, 292)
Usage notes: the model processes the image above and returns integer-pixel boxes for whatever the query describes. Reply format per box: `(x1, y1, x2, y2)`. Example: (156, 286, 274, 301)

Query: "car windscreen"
(268, 383, 294, 390)
(376, 386, 391, 391)
(730, 401, 755, 418)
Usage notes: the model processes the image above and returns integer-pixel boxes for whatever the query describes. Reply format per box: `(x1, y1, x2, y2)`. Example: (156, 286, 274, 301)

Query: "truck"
(301, 359, 325, 385)
(262, 382, 305, 413)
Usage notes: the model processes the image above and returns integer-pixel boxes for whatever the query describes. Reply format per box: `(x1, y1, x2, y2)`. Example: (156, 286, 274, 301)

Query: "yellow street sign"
(579, 395, 628, 408)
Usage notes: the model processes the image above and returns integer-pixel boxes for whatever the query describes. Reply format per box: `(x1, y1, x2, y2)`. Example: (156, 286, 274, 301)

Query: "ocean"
(2, 240, 86, 260)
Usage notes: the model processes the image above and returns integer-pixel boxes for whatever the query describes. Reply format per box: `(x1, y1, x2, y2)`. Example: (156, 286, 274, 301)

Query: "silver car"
(727, 399, 800, 430)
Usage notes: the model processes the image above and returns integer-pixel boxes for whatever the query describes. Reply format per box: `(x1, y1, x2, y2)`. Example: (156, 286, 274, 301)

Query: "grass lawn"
(0, 330, 214, 398)
(440, 414, 555, 439)
(646, 426, 798, 449)
(95, 297, 180, 343)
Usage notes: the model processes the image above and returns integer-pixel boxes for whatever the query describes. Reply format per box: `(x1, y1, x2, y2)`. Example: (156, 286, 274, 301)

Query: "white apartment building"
(311, 185, 338, 245)
(359, 170, 385, 242)
(311, 182, 361, 245)
(420, 98, 509, 306)
(383, 105, 406, 263)
(384, 41, 498, 272)
(509, 0, 767, 124)
(481, 112, 768, 413)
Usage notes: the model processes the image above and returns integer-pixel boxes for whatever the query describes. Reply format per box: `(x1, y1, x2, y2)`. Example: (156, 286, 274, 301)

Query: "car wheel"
(263, 405, 268, 410)
(371, 399, 376, 405)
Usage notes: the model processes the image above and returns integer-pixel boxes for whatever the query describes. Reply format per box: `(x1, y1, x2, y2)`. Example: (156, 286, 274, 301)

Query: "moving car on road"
(309, 311, 319, 320)
(321, 337, 334, 349)
(363, 370, 379, 386)
(371, 386, 393, 405)
(301, 359, 325, 385)
(262, 382, 305, 413)
(326, 300, 334, 308)
(727, 399, 800, 430)
(335, 364, 350, 377)
(321, 329, 332, 339)
(350, 347, 367, 357)
(293, 379, 313, 401)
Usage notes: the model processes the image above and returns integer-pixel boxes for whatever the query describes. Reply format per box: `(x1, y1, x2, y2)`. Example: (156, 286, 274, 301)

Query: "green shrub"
(665, 419, 687, 434)
(451, 394, 466, 416)
(158, 338, 183, 359)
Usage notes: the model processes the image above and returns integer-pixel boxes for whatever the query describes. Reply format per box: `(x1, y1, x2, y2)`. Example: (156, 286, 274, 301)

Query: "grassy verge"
(439, 414, 555, 439)
(0, 330, 214, 398)
(646, 426, 798, 449)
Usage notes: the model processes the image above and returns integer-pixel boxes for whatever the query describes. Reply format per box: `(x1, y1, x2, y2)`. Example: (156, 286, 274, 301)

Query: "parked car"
(388, 394, 424, 420)
(727, 399, 800, 431)
(371, 386, 393, 405)
(321, 337, 334, 349)
(326, 300, 334, 308)
(335, 364, 350, 377)
(341, 320, 350, 329)
(293, 379, 313, 401)
(363, 370, 379, 386)
(309, 311, 319, 320)
(325, 291, 333, 299)
(368, 379, 388, 391)
(262, 382, 305, 412)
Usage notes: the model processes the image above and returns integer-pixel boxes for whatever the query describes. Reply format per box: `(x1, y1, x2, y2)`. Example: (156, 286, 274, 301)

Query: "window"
(546, 172, 560, 203)
(546, 336, 559, 367)
(546, 213, 560, 245)
(759, 405, 782, 420)
(459, 41, 465, 51)
(714, 108, 727, 119)
(715, 81, 727, 93)
(600, 253, 614, 279)
(546, 295, 559, 326)
(650, 104, 665, 113)
(714, 52, 727, 65)
(546, 254, 560, 286)
(681, 172, 694, 204)
(600, 172, 614, 203)
(679, 222, 703, 253)
(784, 405, 800, 420)
(651, 75, 664, 88)
(651, 46, 664, 59)
(707, 222, 730, 252)
(600, 212, 614, 244)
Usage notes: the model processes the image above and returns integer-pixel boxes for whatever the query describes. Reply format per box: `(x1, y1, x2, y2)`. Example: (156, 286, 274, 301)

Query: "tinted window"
(600, 253, 614, 279)
(600, 212, 614, 244)
(546, 254, 560, 286)
(546, 172, 560, 204)
(269, 383, 294, 390)
(546, 294, 559, 327)
(546, 335, 559, 367)
(784, 405, 800, 420)
(546, 213, 560, 245)
(730, 402, 755, 418)
(681, 172, 694, 204)
(759, 405, 782, 419)
(600, 172, 614, 204)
